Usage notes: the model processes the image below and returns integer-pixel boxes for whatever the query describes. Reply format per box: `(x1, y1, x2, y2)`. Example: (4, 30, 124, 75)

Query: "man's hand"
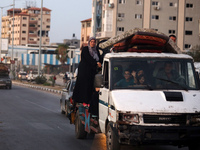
(97, 62, 101, 68)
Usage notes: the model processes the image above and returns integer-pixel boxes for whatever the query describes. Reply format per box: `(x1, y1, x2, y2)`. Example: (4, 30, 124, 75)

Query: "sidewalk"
(12, 80, 65, 95)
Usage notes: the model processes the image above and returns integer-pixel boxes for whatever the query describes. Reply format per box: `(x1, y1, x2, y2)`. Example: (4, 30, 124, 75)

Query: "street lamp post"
(0, 4, 14, 62)
(10, 0, 15, 79)
(38, 0, 43, 76)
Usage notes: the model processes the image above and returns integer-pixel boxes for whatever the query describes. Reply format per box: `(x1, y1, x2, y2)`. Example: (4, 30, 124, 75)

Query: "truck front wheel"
(189, 142, 200, 150)
(75, 110, 87, 139)
(106, 123, 120, 150)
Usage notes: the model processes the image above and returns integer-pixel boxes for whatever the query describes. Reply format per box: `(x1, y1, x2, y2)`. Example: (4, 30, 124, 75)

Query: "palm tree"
(55, 44, 69, 64)
(55, 44, 69, 72)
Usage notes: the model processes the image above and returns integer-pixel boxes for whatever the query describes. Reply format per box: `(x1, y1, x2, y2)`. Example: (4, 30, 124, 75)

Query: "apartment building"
(80, 18, 92, 48)
(91, 0, 200, 50)
(1, 7, 51, 46)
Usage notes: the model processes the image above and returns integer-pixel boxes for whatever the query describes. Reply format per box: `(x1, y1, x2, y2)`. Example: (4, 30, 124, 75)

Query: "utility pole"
(0, 8, 3, 62)
(92, 0, 97, 37)
(38, 0, 43, 76)
(11, 0, 15, 79)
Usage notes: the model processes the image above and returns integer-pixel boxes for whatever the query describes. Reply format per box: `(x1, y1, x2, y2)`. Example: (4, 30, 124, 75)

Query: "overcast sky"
(1, 0, 92, 43)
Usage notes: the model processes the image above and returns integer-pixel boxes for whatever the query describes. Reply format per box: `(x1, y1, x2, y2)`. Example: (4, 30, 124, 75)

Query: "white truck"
(72, 28, 200, 150)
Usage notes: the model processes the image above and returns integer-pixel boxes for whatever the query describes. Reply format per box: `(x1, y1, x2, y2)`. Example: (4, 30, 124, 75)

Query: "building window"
(46, 25, 50, 28)
(169, 2, 173, 6)
(82, 24, 85, 28)
(135, 14, 142, 19)
(119, 0, 125, 4)
(136, 0, 142, 5)
(169, 30, 175, 34)
(22, 31, 26, 33)
(186, 3, 193, 8)
(87, 22, 91, 27)
(22, 24, 26, 27)
(185, 44, 191, 49)
(22, 38, 26, 40)
(186, 17, 193, 22)
(87, 36, 90, 41)
(169, 16, 176, 21)
(29, 24, 35, 27)
(46, 11, 50, 14)
(23, 17, 27, 20)
(185, 31, 193, 35)
(152, 1, 159, 6)
(82, 37, 84, 41)
(118, 13, 125, 18)
(29, 31, 34, 34)
(152, 15, 159, 20)
(47, 19, 50, 22)
(117, 27, 124, 31)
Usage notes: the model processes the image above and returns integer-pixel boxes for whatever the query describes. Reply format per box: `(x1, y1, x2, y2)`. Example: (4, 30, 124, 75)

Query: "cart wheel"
(60, 99, 65, 114)
(106, 123, 120, 150)
(75, 110, 87, 139)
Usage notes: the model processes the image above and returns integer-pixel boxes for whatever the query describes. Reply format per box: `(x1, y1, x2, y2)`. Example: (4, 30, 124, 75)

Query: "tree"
(55, 44, 69, 65)
(186, 45, 200, 62)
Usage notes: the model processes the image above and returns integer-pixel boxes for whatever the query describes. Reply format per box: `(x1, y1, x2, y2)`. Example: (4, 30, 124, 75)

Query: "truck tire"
(106, 123, 120, 150)
(189, 143, 200, 150)
(60, 99, 65, 114)
(65, 101, 69, 116)
(75, 110, 87, 139)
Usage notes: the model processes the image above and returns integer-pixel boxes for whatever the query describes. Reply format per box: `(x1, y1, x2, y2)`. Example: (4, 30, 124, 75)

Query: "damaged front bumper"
(117, 124, 200, 146)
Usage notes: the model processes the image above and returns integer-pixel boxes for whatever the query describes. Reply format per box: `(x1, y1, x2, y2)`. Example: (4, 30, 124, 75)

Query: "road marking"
(23, 99, 58, 113)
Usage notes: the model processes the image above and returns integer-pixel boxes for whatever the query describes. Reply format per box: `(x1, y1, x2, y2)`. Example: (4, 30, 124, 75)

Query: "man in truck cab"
(114, 69, 135, 87)
(156, 61, 183, 88)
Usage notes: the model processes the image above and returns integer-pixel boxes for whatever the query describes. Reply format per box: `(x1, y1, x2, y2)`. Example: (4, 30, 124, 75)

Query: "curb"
(13, 81, 62, 95)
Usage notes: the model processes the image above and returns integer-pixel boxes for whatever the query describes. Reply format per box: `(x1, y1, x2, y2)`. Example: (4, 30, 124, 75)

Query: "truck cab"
(97, 52, 200, 150)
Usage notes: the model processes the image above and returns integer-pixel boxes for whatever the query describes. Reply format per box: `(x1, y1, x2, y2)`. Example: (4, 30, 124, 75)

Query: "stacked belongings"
(99, 28, 182, 54)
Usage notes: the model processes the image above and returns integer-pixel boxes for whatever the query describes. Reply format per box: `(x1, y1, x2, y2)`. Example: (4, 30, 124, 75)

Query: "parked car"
(27, 71, 38, 81)
(60, 79, 76, 116)
(0, 63, 12, 89)
(18, 71, 27, 80)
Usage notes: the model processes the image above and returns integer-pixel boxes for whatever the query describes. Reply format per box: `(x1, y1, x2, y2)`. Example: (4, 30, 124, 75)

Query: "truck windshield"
(111, 58, 199, 90)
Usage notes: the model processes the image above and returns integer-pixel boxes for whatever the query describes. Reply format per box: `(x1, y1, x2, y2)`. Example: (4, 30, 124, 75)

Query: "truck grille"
(143, 114, 186, 125)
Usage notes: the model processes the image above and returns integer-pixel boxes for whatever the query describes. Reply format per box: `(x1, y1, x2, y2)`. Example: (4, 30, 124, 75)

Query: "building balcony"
(29, 27, 37, 31)
(28, 41, 37, 44)
(29, 34, 37, 37)
(96, 31, 113, 39)
(29, 20, 38, 24)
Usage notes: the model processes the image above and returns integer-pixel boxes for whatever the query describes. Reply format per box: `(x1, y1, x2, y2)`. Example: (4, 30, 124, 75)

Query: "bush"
(43, 82, 51, 86)
(35, 76, 47, 84)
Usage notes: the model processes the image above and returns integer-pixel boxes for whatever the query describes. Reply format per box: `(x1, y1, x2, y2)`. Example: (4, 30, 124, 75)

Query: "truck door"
(99, 61, 109, 134)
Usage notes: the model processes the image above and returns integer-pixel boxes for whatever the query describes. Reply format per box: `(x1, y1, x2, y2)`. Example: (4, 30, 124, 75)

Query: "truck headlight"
(120, 113, 139, 124)
(190, 115, 200, 124)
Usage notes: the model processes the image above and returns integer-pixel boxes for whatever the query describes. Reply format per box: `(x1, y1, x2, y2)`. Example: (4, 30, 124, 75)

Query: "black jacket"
(72, 46, 102, 104)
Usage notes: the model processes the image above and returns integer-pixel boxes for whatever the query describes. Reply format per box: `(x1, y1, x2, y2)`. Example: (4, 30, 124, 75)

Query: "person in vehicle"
(72, 37, 102, 105)
(169, 34, 177, 43)
(132, 69, 144, 84)
(115, 69, 135, 87)
(137, 74, 146, 85)
(156, 61, 180, 88)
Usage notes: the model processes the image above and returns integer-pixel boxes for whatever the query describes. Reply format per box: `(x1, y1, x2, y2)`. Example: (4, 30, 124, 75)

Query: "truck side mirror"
(94, 74, 103, 88)
(195, 71, 200, 89)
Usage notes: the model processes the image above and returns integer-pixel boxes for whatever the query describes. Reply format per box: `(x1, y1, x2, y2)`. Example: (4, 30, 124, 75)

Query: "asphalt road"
(0, 85, 188, 150)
